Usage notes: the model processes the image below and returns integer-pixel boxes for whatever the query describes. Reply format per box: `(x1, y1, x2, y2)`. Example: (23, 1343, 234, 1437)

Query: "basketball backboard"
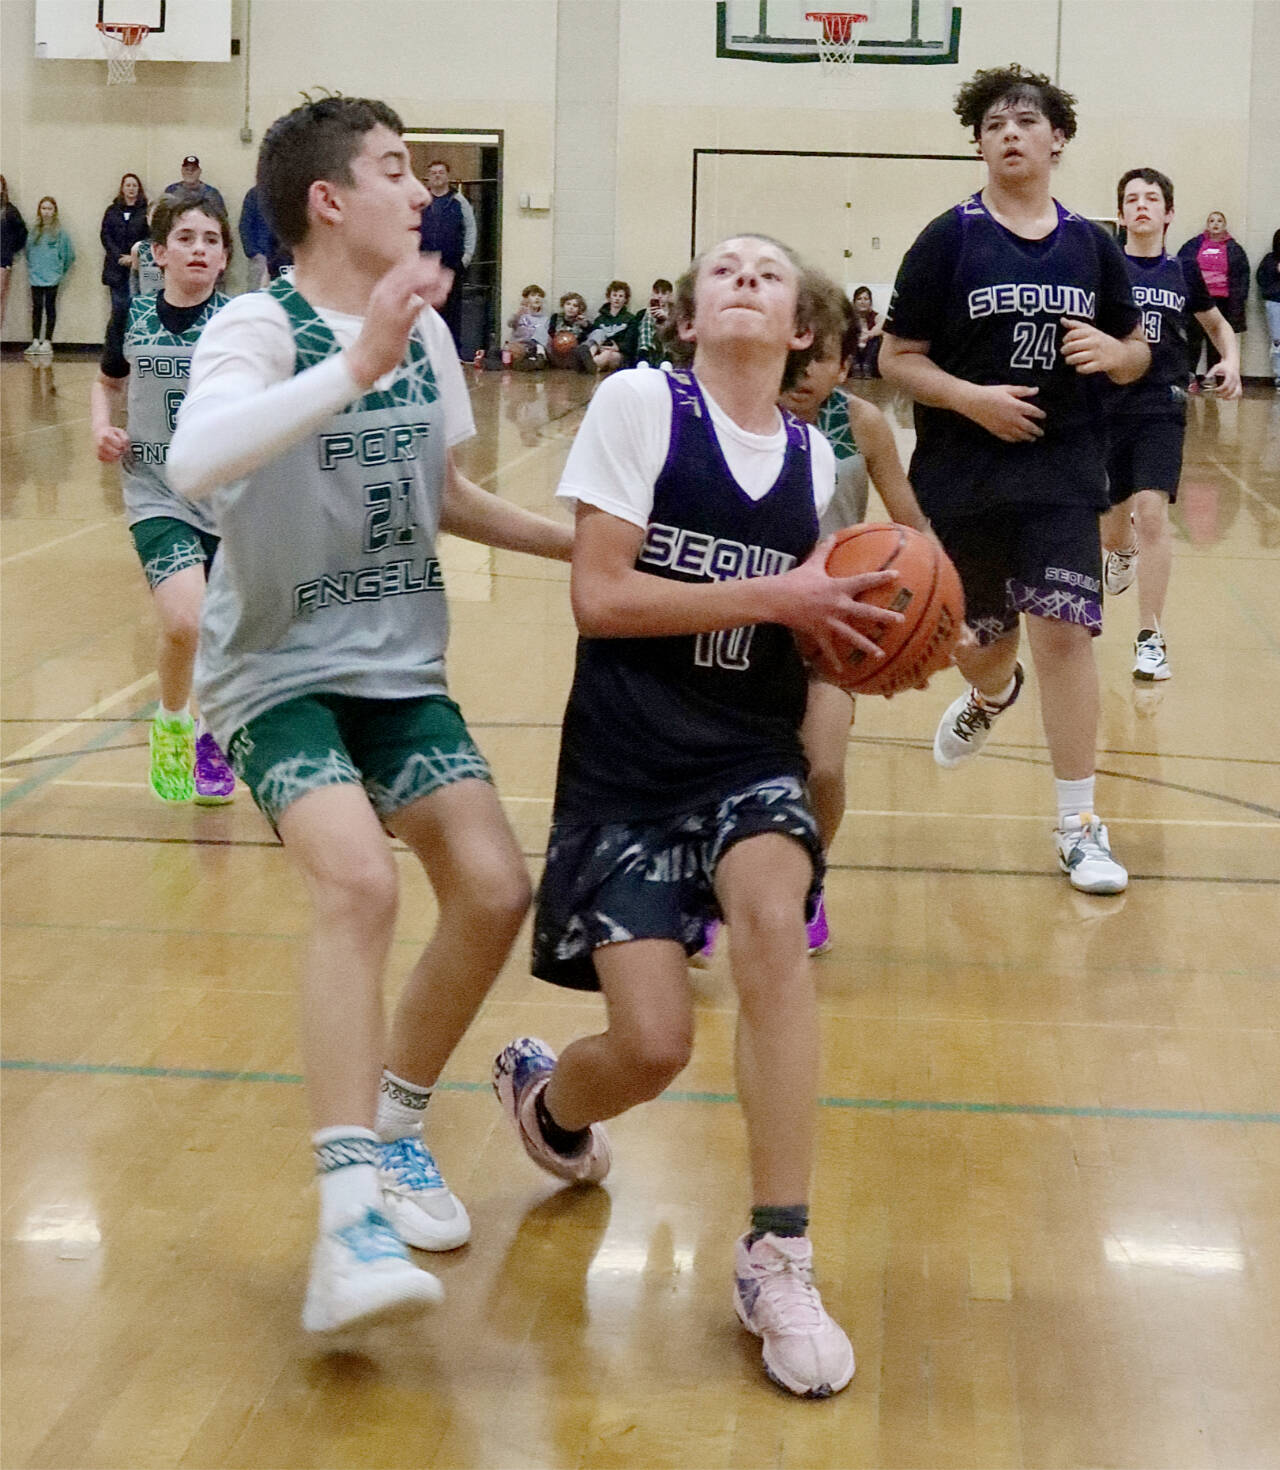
(34, 0, 232, 62)
(717, 0, 961, 64)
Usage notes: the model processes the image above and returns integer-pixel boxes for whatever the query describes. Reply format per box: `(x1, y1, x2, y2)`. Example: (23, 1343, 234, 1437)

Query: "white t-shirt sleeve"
(170, 293, 361, 498)
(556, 366, 673, 529)
(807, 426, 837, 519)
(416, 305, 475, 447)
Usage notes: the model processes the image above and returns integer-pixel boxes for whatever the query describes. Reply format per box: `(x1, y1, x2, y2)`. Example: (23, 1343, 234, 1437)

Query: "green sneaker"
(149, 715, 195, 803)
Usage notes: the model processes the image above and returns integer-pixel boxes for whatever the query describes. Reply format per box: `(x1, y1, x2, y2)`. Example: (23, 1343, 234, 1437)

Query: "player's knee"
(312, 852, 399, 930)
(726, 893, 808, 981)
(617, 1021, 693, 1095)
(1133, 493, 1167, 538)
(160, 606, 200, 653)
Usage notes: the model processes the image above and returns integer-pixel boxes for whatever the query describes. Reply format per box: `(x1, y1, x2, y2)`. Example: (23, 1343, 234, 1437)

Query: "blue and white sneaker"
(378, 1136, 471, 1251)
(492, 1036, 611, 1184)
(301, 1207, 443, 1334)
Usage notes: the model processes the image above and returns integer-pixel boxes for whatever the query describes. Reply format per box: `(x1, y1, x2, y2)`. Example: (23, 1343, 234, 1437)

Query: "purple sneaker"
(806, 893, 830, 955)
(689, 919, 720, 969)
(193, 729, 235, 805)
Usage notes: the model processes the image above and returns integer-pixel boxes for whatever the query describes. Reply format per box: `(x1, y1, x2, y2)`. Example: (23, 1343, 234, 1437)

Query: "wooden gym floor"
(2, 354, 1278, 1469)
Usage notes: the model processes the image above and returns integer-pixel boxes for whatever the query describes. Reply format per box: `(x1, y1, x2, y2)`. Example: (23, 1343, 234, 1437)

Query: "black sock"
(748, 1203, 809, 1243)
(535, 1087, 590, 1156)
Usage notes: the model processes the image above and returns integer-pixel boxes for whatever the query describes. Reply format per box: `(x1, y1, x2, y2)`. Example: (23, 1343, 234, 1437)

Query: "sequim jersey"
(122, 290, 229, 533)
(195, 278, 450, 746)
(887, 194, 1140, 513)
(554, 369, 819, 824)
(1105, 251, 1209, 418)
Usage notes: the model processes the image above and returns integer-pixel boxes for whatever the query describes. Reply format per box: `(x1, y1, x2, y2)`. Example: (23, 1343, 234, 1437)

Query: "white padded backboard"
(34, 0, 232, 62)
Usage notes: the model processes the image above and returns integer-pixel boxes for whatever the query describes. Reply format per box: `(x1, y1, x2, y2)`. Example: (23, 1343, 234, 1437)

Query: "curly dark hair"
(954, 64, 1077, 143)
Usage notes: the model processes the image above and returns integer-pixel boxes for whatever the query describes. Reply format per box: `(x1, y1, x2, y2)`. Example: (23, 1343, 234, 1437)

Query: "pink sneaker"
(734, 1233, 855, 1398)
(193, 729, 235, 804)
(492, 1036, 611, 1184)
(689, 918, 720, 969)
(806, 893, 830, 955)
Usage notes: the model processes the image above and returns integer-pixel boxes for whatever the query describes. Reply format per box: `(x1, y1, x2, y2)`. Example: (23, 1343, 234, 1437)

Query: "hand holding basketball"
(818, 524, 965, 696)
(776, 538, 903, 678)
(347, 254, 454, 389)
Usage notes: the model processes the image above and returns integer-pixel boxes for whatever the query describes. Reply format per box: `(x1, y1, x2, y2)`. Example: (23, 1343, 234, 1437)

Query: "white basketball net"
(805, 11, 869, 72)
(97, 23, 149, 85)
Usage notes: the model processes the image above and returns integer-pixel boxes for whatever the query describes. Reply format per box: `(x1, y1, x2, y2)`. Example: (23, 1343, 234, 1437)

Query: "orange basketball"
(822, 523, 964, 696)
(549, 329, 580, 365)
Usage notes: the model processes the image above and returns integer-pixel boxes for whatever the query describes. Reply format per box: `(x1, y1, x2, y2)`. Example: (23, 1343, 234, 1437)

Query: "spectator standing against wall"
(24, 196, 74, 357)
(1, 175, 28, 332)
(418, 160, 475, 355)
(238, 184, 287, 290)
(101, 172, 149, 359)
(1258, 229, 1280, 392)
(1177, 212, 1249, 386)
(165, 156, 226, 216)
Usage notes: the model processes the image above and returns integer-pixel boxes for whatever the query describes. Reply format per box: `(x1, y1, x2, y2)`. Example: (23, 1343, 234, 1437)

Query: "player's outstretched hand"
(94, 424, 131, 464)
(966, 384, 1045, 442)
(777, 538, 903, 679)
(1204, 361, 1243, 400)
(346, 253, 455, 389)
(1060, 317, 1124, 376)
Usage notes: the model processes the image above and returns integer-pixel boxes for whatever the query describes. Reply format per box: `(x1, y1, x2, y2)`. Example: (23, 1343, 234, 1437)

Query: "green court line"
(2, 1059, 1276, 1125)
(0, 700, 156, 811)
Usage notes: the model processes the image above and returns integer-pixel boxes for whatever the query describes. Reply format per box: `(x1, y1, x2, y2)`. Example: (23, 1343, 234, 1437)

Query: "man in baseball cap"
(165, 155, 226, 215)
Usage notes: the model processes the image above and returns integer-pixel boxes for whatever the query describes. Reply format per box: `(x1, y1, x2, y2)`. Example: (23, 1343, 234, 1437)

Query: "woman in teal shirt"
(24, 196, 75, 356)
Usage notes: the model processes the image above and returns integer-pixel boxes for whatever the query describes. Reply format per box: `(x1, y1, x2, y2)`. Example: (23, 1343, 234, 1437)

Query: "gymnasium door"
(406, 131, 503, 358)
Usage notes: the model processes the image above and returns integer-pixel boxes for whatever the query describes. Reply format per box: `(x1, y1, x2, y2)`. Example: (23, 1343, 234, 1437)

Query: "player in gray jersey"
(91, 192, 236, 804)
(168, 97, 573, 1338)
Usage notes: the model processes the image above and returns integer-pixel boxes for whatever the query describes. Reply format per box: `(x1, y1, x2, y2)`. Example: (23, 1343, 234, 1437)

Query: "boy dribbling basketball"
(90, 192, 236, 805)
(881, 65, 1150, 894)
(493, 235, 907, 1398)
(168, 97, 573, 1335)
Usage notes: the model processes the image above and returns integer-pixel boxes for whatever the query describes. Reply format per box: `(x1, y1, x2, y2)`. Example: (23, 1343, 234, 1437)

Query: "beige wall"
(1, 0, 1273, 373)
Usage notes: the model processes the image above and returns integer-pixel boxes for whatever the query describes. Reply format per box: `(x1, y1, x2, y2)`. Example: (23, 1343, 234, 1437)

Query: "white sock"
(979, 673, 1017, 707)
(158, 704, 192, 726)
(376, 1068, 433, 1141)
(1056, 777, 1096, 826)
(312, 1125, 382, 1231)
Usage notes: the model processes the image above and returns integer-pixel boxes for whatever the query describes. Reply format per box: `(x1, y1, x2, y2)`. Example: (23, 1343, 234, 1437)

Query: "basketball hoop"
(804, 11, 869, 72)
(96, 22, 149, 85)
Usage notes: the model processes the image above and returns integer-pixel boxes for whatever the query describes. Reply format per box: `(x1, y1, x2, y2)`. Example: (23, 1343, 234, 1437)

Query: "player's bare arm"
(846, 397, 930, 533)
(1195, 306, 1243, 398)
(880, 333, 1046, 443)
(440, 450, 573, 560)
(89, 372, 131, 463)
(570, 504, 901, 674)
(1060, 317, 1150, 383)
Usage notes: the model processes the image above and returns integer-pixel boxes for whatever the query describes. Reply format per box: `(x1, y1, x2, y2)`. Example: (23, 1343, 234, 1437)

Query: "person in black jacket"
(1, 174, 28, 331)
(1176, 212, 1249, 383)
(1258, 229, 1280, 391)
(101, 173, 150, 357)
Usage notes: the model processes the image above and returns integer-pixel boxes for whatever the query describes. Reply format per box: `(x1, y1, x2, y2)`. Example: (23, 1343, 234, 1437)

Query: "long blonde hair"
(33, 195, 60, 240)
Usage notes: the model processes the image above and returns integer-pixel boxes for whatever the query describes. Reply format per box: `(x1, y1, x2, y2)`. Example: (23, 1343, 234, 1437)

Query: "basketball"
(549, 329, 580, 365)
(823, 523, 964, 696)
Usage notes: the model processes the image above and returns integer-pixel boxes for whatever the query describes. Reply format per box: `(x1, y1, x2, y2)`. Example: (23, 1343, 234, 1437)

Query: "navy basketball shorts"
(1106, 414, 1186, 505)
(531, 774, 824, 992)
(930, 502, 1103, 646)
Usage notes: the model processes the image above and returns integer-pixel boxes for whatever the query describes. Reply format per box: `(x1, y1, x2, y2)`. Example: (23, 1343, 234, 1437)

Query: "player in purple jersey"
(1100, 168, 1241, 682)
(881, 65, 1150, 895)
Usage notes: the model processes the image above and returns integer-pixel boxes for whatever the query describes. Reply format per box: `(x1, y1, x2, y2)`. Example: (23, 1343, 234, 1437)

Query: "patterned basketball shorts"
(531, 774, 824, 992)
(930, 502, 1103, 646)
(227, 691, 491, 831)
(130, 515, 219, 590)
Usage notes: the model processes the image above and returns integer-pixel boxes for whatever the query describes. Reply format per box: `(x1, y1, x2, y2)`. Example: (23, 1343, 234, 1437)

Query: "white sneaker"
(23, 340, 39, 357)
(733, 1233, 855, 1398)
(933, 663, 1024, 768)
(378, 1137, 471, 1251)
(1104, 543, 1139, 596)
(301, 1207, 444, 1334)
(1053, 813, 1128, 894)
(1133, 629, 1170, 681)
(492, 1036, 611, 1184)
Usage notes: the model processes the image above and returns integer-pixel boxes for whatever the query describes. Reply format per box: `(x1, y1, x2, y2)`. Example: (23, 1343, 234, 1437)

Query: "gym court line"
(2, 1059, 1276, 1126)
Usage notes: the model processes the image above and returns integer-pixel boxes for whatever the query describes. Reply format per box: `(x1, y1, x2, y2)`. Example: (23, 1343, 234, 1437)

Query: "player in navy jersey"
(493, 235, 911, 1399)
(1100, 168, 1241, 682)
(880, 65, 1150, 894)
